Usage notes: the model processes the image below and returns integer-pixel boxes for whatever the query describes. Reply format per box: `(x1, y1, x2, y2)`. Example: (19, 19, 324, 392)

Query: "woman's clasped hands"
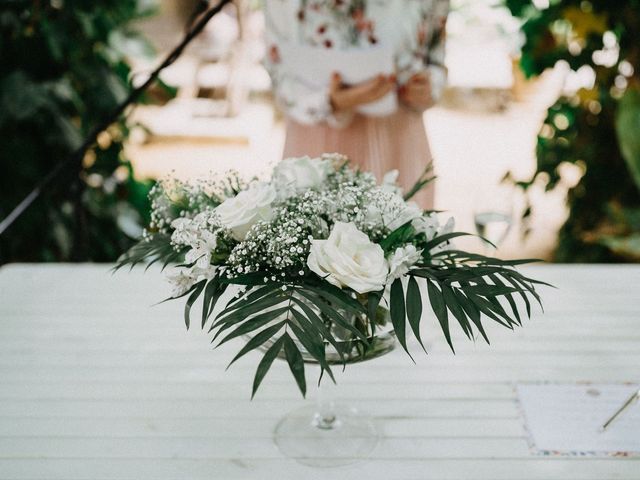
(329, 71, 434, 114)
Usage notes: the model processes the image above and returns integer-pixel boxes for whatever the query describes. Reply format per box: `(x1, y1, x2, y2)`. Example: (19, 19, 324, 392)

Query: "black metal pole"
(70, 177, 88, 262)
(0, 0, 234, 237)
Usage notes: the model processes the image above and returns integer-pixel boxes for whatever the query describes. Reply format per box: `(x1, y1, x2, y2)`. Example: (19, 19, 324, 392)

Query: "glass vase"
(272, 300, 396, 467)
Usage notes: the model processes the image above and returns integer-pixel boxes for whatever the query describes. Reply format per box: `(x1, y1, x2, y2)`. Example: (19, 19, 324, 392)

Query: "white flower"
(184, 229, 218, 269)
(411, 213, 440, 241)
(170, 217, 198, 247)
(166, 270, 195, 297)
(432, 217, 456, 253)
(442, 217, 455, 234)
(166, 265, 216, 298)
(413, 214, 455, 239)
(171, 212, 219, 268)
(387, 245, 422, 281)
(365, 193, 422, 231)
(272, 156, 332, 198)
(320, 152, 349, 164)
(388, 201, 422, 231)
(413, 214, 456, 258)
(381, 169, 403, 196)
(215, 183, 276, 240)
(307, 222, 389, 294)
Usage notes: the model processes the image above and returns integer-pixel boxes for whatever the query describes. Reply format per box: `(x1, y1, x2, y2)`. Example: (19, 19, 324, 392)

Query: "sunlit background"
(2, 0, 639, 263)
(128, 0, 567, 260)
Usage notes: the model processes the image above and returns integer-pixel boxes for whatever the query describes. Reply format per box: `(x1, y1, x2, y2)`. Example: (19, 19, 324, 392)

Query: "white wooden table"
(0, 264, 639, 479)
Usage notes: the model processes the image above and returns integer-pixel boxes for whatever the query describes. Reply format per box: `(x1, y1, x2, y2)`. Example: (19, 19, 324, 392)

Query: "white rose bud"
(272, 156, 332, 198)
(215, 183, 276, 241)
(307, 222, 389, 294)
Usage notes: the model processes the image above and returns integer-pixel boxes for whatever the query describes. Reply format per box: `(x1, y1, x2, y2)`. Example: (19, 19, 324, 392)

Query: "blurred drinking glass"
(473, 185, 514, 252)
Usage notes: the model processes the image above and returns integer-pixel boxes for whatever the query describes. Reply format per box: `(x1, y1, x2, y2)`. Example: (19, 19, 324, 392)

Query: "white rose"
(215, 183, 276, 241)
(272, 156, 332, 197)
(307, 222, 389, 294)
(387, 244, 423, 281)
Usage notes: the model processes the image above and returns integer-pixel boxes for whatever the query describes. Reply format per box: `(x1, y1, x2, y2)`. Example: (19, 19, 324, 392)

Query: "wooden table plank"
(0, 263, 639, 480)
(0, 458, 637, 480)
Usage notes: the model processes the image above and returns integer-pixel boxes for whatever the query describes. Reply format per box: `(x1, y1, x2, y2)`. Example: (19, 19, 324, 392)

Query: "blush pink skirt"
(283, 109, 435, 208)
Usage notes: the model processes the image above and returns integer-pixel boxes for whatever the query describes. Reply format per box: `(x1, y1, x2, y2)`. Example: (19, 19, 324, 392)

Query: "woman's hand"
(399, 72, 433, 112)
(329, 72, 395, 113)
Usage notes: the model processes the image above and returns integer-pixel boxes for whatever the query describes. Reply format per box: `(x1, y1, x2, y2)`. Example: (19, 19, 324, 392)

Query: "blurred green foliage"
(0, 0, 161, 262)
(505, 0, 640, 262)
(617, 87, 640, 192)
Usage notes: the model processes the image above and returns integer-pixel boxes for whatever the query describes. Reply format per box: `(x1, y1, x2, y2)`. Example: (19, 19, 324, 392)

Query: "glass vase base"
(274, 403, 380, 467)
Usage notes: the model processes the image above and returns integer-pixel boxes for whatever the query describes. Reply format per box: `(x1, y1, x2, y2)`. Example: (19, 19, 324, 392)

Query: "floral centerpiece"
(117, 154, 545, 399)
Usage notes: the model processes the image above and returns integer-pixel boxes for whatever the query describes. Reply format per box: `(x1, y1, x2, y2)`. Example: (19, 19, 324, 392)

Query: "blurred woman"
(264, 0, 449, 207)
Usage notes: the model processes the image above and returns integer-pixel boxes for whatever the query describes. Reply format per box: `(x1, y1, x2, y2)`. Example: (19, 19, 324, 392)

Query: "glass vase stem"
(314, 380, 339, 430)
(273, 367, 379, 466)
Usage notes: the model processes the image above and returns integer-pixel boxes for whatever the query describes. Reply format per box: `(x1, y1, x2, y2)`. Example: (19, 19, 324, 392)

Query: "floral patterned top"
(264, 0, 450, 125)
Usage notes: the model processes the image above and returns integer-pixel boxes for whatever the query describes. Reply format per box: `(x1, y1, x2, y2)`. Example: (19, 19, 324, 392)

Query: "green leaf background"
(0, 1, 172, 262)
